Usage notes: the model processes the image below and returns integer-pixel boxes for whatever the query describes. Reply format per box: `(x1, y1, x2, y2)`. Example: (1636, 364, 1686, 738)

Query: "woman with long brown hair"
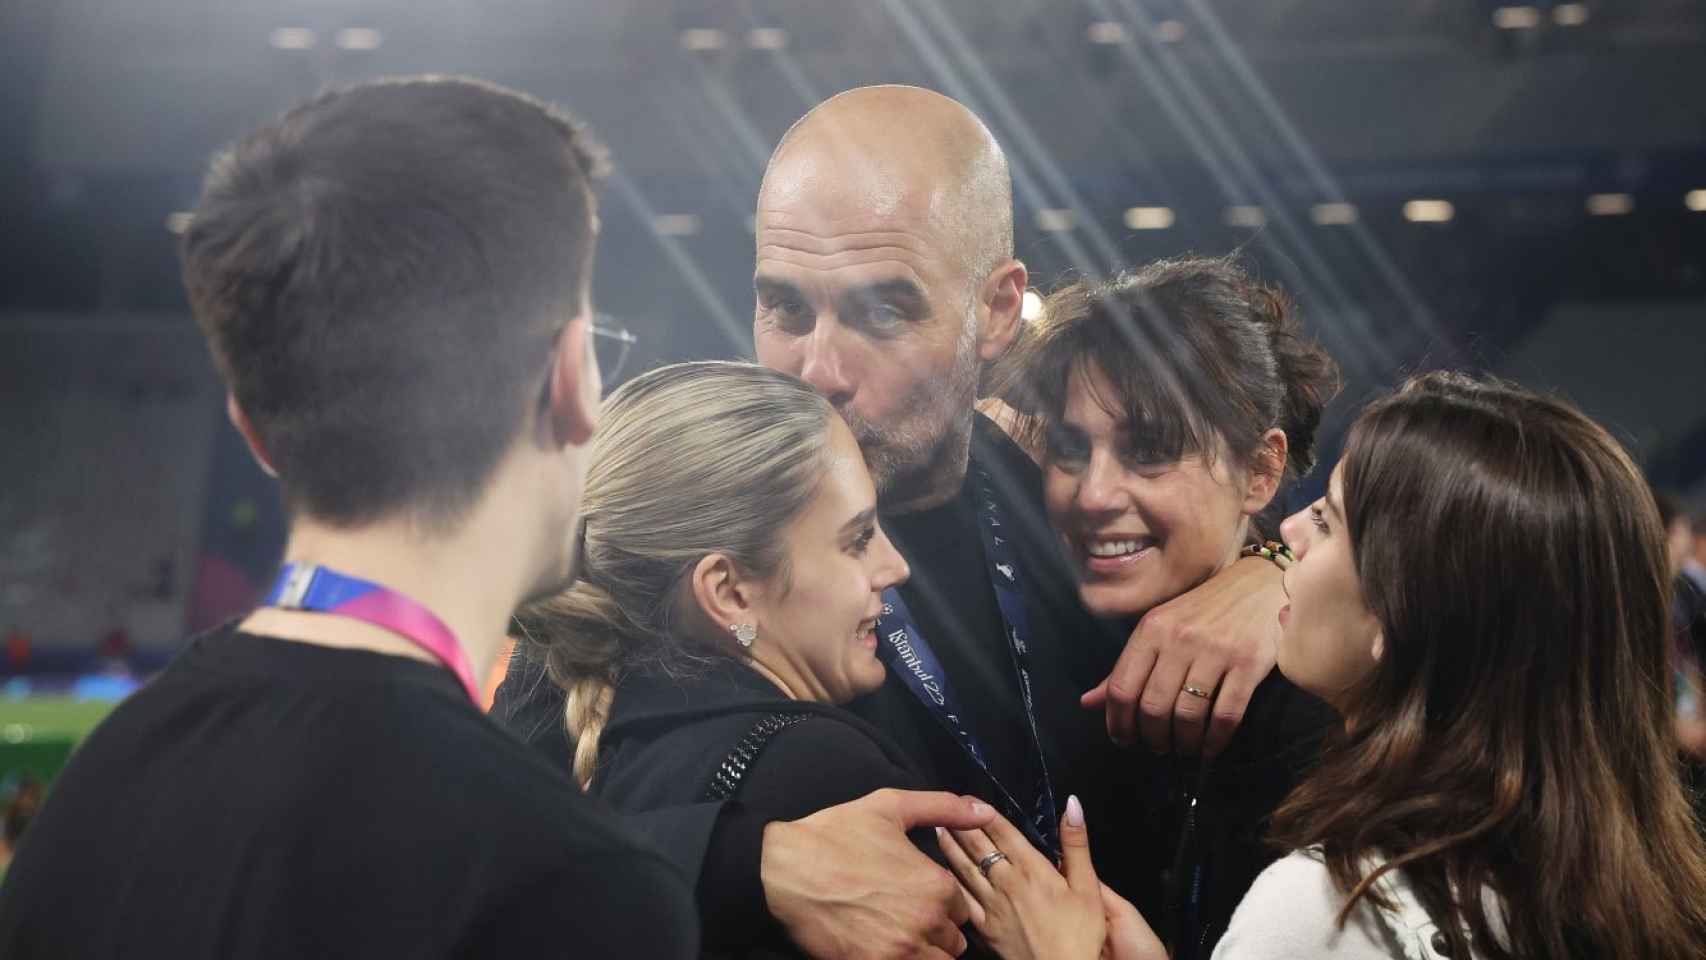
(1254, 371, 1706, 958)
(945, 371, 1706, 959)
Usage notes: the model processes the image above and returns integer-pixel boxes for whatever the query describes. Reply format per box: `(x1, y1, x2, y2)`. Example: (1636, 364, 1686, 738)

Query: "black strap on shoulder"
(702, 711, 815, 801)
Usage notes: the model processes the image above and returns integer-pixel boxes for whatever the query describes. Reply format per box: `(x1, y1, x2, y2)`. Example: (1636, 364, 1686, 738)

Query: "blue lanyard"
(876, 467, 1061, 858)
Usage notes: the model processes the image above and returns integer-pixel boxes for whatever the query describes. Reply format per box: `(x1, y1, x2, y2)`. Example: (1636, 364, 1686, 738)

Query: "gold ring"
(1181, 684, 1211, 700)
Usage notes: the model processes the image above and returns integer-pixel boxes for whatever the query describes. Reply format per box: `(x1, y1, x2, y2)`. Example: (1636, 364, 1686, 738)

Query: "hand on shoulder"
(1084, 556, 1285, 757)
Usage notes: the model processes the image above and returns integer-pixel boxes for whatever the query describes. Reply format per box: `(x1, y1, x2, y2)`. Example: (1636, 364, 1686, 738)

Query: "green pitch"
(0, 697, 120, 789)
(0, 697, 118, 739)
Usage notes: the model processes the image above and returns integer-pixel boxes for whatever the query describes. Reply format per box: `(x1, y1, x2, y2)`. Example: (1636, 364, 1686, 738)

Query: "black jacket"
(591, 657, 931, 958)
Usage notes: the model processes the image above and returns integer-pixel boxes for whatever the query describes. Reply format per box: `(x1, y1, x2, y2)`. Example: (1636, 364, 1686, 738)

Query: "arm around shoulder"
(737, 721, 998, 960)
(694, 716, 922, 951)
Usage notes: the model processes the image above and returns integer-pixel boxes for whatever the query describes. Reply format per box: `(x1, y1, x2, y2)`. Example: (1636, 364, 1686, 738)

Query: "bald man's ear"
(976, 259, 1028, 362)
(226, 393, 279, 479)
(547, 312, 600, 449)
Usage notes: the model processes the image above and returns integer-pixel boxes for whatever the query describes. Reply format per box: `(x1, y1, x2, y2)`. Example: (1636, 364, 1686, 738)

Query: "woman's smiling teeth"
(1085, 537, 1154, 558)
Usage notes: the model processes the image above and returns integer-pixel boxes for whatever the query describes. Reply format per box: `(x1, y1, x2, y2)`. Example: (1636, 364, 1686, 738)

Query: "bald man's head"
(760, 85, 1013, 283)
(751, 87, 1028, 510)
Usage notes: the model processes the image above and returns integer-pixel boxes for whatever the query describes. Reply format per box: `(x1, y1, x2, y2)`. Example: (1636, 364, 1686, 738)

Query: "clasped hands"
(937, 798, 1165, 960)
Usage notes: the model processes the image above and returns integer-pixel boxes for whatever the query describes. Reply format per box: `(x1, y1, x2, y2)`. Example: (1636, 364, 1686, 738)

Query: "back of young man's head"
(182, 75, 606, 528)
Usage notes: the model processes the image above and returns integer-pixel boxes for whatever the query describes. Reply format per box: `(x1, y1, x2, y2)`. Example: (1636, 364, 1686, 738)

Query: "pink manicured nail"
(1066, 795, 1085, 827)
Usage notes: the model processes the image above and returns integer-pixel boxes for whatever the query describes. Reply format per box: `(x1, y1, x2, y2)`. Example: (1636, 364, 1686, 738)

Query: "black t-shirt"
(0, 627, 697, 960)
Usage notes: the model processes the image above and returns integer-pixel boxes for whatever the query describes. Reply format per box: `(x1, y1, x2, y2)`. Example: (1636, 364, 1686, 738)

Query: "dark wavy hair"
(996, 255, 1340, 530)
(1271, 371, 1706, 958)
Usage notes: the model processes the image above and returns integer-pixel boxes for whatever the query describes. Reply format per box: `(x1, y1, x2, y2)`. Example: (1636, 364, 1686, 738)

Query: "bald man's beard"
(843, 318, 982, 510)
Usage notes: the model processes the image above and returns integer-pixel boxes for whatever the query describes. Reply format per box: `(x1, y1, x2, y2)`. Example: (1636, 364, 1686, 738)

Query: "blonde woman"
(516, 361, 1011, 957)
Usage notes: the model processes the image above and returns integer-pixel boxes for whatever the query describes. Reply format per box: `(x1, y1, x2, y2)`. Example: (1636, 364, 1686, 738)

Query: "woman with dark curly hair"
(967, 256, 1343, 956)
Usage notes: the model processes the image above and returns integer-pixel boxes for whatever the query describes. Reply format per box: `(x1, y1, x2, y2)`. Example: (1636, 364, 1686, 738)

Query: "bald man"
(750, 83, 1121, 869)
(755, 84, 1309, 951)
(496, 87, 1302, 958)
(753, 87, 1018, 513)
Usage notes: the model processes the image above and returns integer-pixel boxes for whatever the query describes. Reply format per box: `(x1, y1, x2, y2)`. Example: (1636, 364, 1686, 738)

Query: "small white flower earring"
(729, 623, 757, 648)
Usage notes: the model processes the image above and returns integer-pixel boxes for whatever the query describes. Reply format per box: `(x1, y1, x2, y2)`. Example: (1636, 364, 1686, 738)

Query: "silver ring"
(1181, 684, 1211, 700)
(976, 850, 1010, 878)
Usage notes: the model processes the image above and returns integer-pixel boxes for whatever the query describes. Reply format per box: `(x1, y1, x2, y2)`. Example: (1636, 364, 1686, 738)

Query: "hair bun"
(1254, 283, 1340, 477)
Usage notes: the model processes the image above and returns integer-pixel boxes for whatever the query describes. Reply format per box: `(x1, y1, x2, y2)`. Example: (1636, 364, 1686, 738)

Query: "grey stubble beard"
(850, 310, 982, 512)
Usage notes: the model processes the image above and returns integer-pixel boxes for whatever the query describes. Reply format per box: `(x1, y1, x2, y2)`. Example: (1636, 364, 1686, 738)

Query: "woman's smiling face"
(750, 415, 911, 703)
(1043, 364, 1260, 619)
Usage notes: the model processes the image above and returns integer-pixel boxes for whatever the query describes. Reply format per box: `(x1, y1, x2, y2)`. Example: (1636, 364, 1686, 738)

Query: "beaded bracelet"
(1240, 539, 1295, 571)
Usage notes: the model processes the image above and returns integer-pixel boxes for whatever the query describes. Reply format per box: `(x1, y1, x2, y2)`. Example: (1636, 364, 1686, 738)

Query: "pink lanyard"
(263, 563, 481, 705)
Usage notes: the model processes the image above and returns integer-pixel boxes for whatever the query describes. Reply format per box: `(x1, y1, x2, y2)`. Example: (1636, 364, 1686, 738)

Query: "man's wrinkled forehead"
(758, 143, 953, 237)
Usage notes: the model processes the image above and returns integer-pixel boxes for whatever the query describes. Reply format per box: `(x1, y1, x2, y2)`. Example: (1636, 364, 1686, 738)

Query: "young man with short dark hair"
(0, 76, 696, 959)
